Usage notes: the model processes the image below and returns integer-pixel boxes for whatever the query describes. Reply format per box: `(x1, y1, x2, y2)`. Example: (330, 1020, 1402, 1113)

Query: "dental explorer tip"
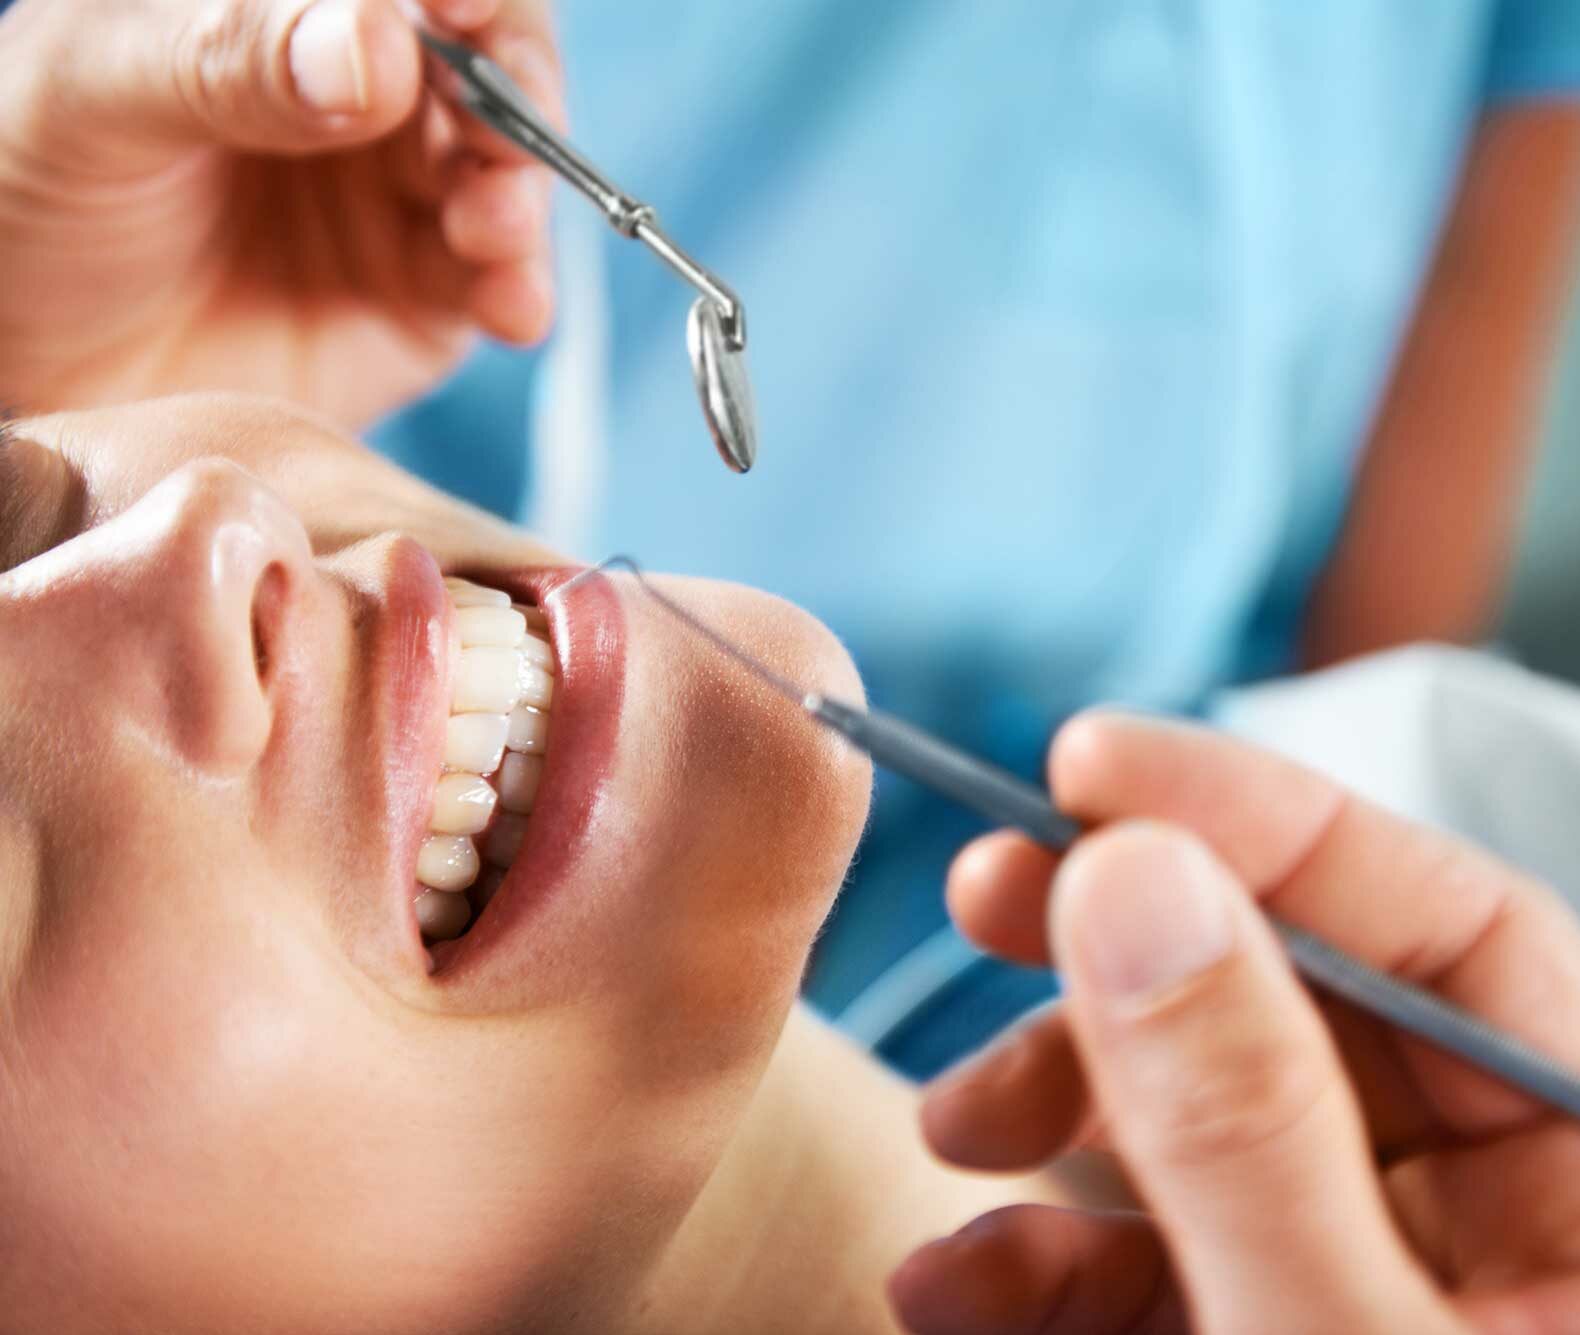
(567, 554, 808, 705)
(544, 555, 637, 604)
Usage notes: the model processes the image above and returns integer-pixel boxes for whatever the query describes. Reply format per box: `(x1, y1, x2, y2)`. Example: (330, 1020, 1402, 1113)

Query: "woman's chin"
(608, 580, 872, 1062)
(423, 572, 872, 1034)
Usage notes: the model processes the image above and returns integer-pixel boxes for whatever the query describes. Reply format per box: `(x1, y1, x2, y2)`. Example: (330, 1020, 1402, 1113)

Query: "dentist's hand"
(0, 0, 560, 427)
(890, 713, 1580, 1334)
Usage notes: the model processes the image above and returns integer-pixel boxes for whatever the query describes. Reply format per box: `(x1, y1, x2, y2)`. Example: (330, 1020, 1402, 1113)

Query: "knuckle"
(1142, 1034, 1330, 1170)
(172, 2, 262, 126)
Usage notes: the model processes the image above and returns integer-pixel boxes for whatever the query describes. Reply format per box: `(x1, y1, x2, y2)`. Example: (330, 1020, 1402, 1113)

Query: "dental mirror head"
(687, 298, 758, 474)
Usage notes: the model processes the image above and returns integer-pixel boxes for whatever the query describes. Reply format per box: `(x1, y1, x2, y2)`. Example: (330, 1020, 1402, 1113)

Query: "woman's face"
(0, 397, 871, 1333)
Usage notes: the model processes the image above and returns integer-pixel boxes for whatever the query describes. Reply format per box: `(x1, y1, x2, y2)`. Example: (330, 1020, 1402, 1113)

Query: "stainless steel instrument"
(409, 12, 758, 473)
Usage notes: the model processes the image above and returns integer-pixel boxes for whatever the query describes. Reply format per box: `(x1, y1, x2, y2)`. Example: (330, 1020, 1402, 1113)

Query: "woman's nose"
(123, 459, 316, 774)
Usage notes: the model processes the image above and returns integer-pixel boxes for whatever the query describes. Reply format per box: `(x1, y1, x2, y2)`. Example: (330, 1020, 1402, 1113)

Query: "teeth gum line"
(414, 578, 556, 947)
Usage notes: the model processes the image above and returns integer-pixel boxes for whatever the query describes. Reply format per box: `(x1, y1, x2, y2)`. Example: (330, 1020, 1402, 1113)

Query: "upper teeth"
(413, 577, 557, 945)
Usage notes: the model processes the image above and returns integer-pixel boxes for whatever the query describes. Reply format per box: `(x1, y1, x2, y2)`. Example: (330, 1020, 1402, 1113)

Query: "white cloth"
(1214, 645, 1580, 909)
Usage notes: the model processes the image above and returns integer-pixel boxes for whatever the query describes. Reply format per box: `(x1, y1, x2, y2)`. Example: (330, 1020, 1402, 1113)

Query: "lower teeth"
(415, 579, 557, 947)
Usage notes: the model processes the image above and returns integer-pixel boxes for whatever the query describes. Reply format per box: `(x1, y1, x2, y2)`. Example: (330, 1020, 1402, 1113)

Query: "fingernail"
(1063, 825, 1235, 1000)
(290, 0, 369, 115)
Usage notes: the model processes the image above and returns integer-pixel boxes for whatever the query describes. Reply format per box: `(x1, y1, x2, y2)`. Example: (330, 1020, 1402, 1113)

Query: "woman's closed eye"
(0, 419, 87, 572)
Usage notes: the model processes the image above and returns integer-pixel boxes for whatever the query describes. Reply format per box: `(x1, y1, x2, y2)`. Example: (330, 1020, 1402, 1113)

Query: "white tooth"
(452, 646, 522, 714)
(414, 888, 471, 941)
(456, 605, 526, 648)
(506, 704, 548, 754)
(445, 578, 510, 608)
(417, 834, 480, 891)
(496, 752, 543, 814)
(517, 660, 554, 710)
(472, 867, 507, 913)
(515, 603, 549, 633)
(429, 773, 498, 835)
(484, 812, 529, 868)
(518, 631, 555, 673)
(443, 712, 509, 774)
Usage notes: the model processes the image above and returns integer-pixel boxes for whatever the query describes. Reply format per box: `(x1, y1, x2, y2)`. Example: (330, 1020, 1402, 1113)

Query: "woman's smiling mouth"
(401, 565, 627, 982)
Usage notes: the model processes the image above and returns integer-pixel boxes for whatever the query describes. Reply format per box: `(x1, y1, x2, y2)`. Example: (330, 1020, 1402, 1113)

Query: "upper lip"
(342, 537, 459, 984)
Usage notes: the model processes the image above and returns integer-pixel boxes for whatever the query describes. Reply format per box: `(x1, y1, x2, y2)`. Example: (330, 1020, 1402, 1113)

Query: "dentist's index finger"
(405, 0, 560, 342)
(1050, 711, 1580, 1128)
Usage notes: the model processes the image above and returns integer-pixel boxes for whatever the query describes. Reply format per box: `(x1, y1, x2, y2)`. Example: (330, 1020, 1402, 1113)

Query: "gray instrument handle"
(805, 694, 1580, 1120)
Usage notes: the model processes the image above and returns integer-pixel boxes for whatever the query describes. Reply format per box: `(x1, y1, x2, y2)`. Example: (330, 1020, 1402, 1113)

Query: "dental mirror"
(407, 12, 760, 475)
(687, 298, 758, 474)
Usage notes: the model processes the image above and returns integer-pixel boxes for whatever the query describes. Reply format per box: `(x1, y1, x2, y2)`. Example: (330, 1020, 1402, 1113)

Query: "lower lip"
(427, 566, 626, 979)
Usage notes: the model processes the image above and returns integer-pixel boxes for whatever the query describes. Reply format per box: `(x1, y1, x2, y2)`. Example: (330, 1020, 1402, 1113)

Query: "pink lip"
(361, 538, 458, 980)
(425, 564, 626, 984)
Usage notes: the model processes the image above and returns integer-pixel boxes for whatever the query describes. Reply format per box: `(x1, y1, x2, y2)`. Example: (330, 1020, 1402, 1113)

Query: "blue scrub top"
(374, 1, 1580, 1075)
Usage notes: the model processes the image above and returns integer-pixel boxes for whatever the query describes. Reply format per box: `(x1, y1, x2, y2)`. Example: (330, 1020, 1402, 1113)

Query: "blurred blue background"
(1507, 285, 1580, 680)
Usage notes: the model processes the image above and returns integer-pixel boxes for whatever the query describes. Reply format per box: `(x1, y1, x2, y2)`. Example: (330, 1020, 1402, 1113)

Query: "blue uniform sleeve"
(1486, 1, 1580, 102)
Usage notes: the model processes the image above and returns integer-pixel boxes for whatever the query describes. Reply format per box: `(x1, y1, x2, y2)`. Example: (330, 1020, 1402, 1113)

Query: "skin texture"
(0, 395, 877, 1333)
(1305, 104, 1580, 666)
(890, 713, 1580, 1334)
(0, 0, 561, 427)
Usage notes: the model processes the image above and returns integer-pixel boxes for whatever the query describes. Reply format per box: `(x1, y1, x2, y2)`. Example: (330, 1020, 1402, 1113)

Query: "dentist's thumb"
(1052, 822, 1457, 1335)
(11, 0, 423, 164)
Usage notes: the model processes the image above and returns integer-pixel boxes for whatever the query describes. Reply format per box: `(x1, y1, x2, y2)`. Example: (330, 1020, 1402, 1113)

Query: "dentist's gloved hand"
(0, 0, 559, 427)
(889, 712, 1580, 1334)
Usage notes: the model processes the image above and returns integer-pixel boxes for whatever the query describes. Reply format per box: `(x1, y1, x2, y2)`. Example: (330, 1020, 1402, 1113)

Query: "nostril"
(252, 604, 269, 684)
(251, 561, 289, 689)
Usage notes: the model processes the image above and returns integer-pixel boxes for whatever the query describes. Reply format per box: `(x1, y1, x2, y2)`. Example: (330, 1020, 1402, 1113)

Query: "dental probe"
(550, 557, 1580, 1122)
(401, 3, 759, 474)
